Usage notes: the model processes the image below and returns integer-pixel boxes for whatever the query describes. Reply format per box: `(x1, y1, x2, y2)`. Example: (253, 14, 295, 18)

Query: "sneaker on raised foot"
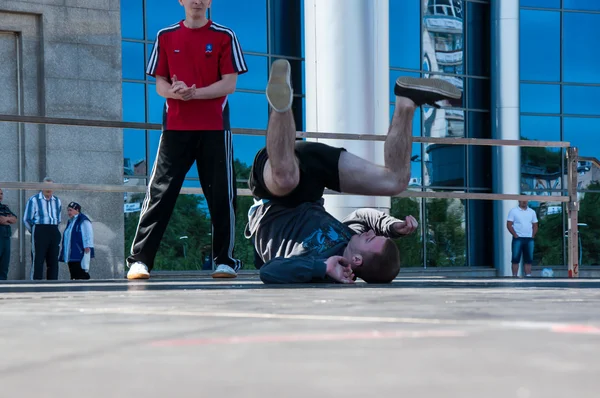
(127, 261, 150, 280)
(394, 76, 462, 108)
(211, 264, 237, 279)
(266, 59, 293, 113)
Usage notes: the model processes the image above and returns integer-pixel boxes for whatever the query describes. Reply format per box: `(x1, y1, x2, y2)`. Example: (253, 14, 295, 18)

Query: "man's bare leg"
(263, 60, 298, 197)
(339, 77, 462, 196)
(512, 263, 519, 277)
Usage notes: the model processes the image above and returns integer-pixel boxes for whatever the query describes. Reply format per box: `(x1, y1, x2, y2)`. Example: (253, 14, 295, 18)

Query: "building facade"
(1, 0, 600, 279)
(0, 0, 124, 280)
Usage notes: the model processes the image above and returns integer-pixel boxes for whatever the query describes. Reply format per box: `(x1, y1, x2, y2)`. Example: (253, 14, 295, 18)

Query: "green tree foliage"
(577, 182, 600, 265)
(390, 197, 422, 267)
(124, 194, 213, 271)
(124, 159, 258, 271)
(390, 197, 467, 267)
(532, 210, 563, 266)
(425, 198, 466, 267)
(521, 147, 562, 173)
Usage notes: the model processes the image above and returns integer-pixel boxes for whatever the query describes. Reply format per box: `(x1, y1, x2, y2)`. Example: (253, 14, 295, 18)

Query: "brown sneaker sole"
(211, 272, 238, 279)
(266, 59, 293, 112)
(127, 273, 150, 280)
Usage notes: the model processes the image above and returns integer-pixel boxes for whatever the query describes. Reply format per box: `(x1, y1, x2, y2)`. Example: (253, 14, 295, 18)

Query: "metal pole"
(567, 147, 579, 278)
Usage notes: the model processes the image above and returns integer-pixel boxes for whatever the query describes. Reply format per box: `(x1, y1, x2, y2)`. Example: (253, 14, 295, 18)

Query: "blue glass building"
(119, 0, 600, 273)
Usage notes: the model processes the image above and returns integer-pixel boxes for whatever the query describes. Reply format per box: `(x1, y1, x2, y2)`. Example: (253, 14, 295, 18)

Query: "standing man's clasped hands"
(170, 75, 196, 101)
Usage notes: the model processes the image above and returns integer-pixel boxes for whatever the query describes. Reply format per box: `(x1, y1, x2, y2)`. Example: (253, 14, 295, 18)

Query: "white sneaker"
(211, 264, 237, 279)
(266, 59, 293, 112)
(127, 262, 150, 280)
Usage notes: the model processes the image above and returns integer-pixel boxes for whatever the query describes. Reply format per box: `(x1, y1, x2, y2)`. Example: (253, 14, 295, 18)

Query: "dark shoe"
(394, 76, 462, 108)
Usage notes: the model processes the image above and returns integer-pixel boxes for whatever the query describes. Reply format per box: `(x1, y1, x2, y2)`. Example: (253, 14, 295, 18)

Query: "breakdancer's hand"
(393, 215, 418, 235)
(325, 256, 355, 284)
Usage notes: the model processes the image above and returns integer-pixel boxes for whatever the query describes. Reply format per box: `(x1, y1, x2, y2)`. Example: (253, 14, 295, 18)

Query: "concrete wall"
(0, 0, 124, 280)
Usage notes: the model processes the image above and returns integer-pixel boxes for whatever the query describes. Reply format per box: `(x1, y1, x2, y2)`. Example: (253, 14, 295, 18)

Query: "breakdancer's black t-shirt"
(245, 199, 403, 284)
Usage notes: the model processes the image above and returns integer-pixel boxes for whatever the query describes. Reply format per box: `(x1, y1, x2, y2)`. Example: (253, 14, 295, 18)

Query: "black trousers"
(31, 224, 60, 280)
(0, 237, 10, 280)
(128, 130, 240, 271)
(68, 262, 90, 280)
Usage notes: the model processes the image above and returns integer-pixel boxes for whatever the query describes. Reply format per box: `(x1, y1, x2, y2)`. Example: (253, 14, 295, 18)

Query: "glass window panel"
(563, 0, 600, 11)
(467, 78, 490, 110)
(121, 0, 143, 40)
(579, 193, 600, 265)
(123, 129, 146, 176)
(233, 135, 266, 169)
(467, 111, 492, 190)
(520, 116, 562, 195)
(425, 196, 467, 267)
(564, 85, 600, 116)
(423, 106, 465, 138)
(301, 61, 306, 98)
(210, 0, 267, 53)
(146, 85, 165, 124)
(146, 0, 184, 40)
(564, 117, 600, 163)
(423, 0, 464, 76)
(520, 116, 561, 142)
(270, 0, 302, 57)
(466, 1, 490, 77)
(302, 97, 306, 133)
(520, 84, 560, 114)
(531, 203, 564, 267)
(237, 55, 267, 91)
(300, 0, 305, 58)
(390, 197, 424, 267)
(424, 144, 466, 188)
(519, 10, 560, 82)
(520, 0, 560, 7)
(423, 104, 466, 188)
(563, 12, 600, 84)
(122, 41, 145, 81)
(122, 82, 146, 122)
(228, 92, 268, 130)
(467, 110, 490, 140)
(291, 96, 304, 133)
(389, 0, 421, 69)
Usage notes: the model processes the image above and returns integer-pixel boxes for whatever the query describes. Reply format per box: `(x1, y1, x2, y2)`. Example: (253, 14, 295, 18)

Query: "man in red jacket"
(127, 0, 248, 280)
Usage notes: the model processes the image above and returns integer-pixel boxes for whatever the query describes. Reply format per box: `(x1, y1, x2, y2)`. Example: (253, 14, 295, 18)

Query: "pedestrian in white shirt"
(507, 200, 538, 277)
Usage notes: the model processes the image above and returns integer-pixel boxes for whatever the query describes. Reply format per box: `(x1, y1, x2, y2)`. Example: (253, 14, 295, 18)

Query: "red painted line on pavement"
(552, 325, 600, 335)
(150, 330, 467, 347)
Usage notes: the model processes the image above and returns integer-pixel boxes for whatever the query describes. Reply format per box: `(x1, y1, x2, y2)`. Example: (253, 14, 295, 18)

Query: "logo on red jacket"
(205, 43, 213, 56)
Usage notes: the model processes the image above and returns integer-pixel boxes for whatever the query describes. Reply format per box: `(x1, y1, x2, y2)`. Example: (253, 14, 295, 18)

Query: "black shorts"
(248, 141, 346, 207)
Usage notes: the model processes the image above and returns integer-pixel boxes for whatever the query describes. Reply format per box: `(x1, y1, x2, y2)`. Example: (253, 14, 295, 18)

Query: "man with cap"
(59, 202, 94, 280)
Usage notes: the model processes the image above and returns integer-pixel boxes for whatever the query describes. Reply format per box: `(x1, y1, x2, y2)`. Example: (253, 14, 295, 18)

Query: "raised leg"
(262, 59, 299, 197)
(338, 77, 462, 196)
